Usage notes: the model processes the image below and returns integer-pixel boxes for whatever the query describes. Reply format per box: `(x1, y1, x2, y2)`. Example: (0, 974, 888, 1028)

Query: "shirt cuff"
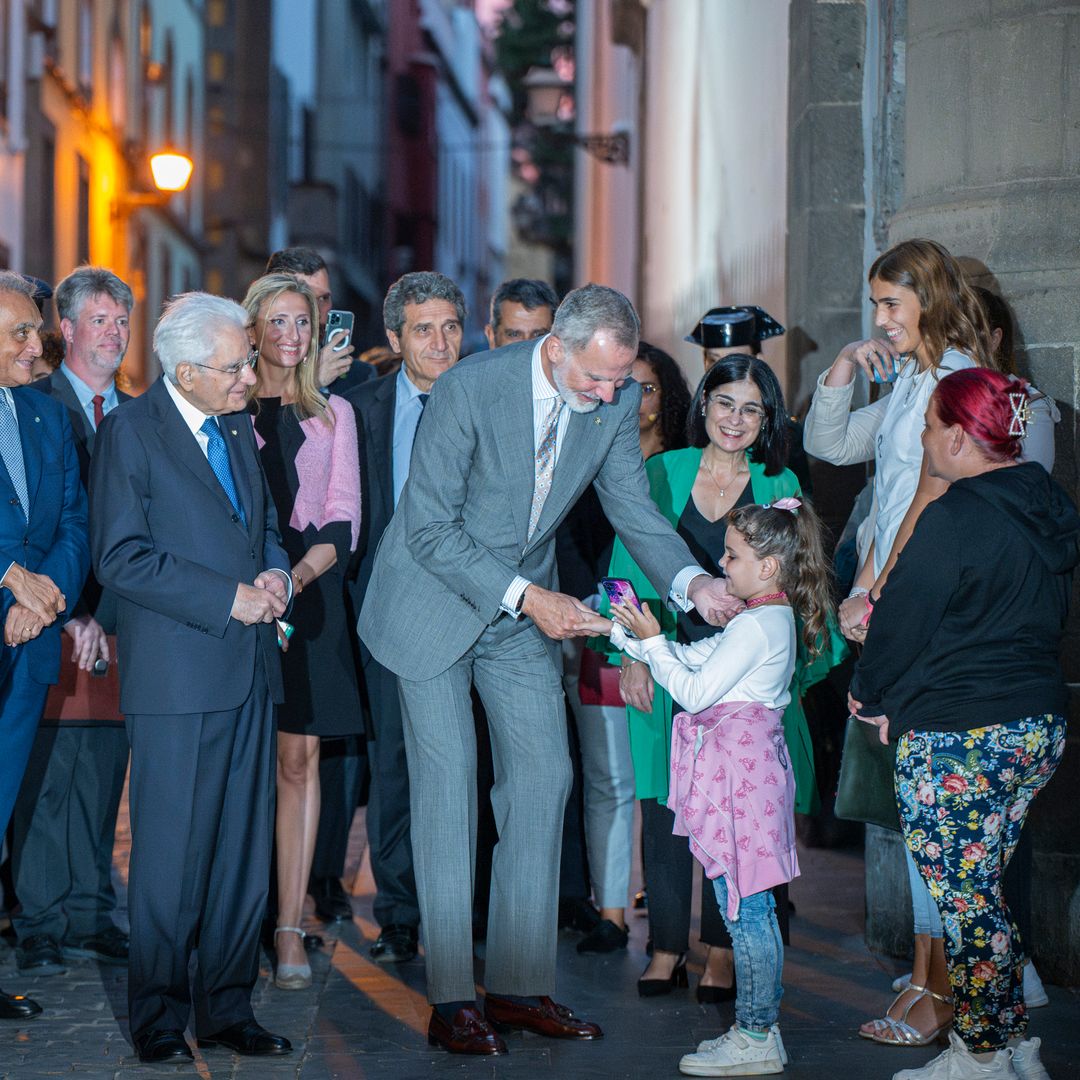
(0, 561, 15, 588)
(500, 575, 531, 618)
(263, 567, 294, 604)
(670, 565, 709, 612)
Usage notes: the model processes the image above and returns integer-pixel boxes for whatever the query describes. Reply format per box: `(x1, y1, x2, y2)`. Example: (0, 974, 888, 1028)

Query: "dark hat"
(21, 275, 53, 313)
(684, 306, 785, 349)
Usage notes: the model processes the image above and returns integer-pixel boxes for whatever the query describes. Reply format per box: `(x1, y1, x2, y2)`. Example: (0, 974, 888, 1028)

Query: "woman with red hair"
(849, 368, 1078, 1080)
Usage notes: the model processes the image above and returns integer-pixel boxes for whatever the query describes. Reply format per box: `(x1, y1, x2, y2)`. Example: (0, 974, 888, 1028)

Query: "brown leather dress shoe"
(427, 1006, 508, 1055)
(484, 995, 603, 1039)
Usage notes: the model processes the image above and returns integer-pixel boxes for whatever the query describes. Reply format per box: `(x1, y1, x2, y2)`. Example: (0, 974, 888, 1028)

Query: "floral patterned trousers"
(895, 714, 1066, 1051)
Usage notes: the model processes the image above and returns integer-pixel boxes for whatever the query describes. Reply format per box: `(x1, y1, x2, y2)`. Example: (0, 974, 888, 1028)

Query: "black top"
(852, 463, 1080, 739)
(675, 484, 754, 644)
(254, 398, 363, 737)
(556, 484, 616, 601)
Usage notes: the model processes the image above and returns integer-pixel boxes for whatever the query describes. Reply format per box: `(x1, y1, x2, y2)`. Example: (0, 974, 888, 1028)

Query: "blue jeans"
(906, 845, 943, 937)
(712, 876, 784, 1031)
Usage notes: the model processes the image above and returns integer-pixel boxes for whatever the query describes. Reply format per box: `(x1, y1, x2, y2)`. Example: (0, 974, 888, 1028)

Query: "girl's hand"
(612, 599, 661, 640)
(848, 692, 889, 745)
(835, 337, 903, 384)
(839, 594, 870, 641)
(577, 611, 613, 635)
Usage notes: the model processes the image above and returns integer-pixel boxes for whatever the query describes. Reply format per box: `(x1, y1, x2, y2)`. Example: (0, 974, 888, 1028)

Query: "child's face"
(719, 527, 774, 601)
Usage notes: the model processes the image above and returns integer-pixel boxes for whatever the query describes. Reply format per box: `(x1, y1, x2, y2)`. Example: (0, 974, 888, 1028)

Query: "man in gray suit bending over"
(358, 284, 735, 1055)
(90, 293, 293, 1064)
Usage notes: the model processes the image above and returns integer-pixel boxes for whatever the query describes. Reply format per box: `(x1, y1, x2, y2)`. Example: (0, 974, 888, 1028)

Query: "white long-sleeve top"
(611, 606, 795, 715)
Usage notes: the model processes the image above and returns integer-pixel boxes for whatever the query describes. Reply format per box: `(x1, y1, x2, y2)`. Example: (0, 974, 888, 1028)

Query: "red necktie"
(92, 394, 105, 429)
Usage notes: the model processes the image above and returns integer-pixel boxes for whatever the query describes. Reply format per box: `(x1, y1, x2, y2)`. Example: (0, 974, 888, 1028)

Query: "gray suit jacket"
(357, 339, 699, 679)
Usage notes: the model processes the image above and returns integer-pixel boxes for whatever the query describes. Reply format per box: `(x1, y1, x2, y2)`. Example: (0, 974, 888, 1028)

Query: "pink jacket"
(670, 700, 799, 920)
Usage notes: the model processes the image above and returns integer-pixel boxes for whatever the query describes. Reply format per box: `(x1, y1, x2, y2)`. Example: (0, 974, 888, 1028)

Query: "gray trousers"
(11, 725, 129, 942)
(398, 621, 571, 1004)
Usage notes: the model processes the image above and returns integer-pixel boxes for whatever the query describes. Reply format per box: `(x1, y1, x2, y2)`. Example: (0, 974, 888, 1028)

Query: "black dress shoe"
(637, 954, 689, 997)
(197, 1020, 291, 1056)
(63, 926, 129, 964)
(0, 988, 42, 1020)
(557, 897, 601, 933)
(309, 875, 353, 921)
(576, 918, 629, 954)
(15, 934, 66, 976)
(696, 972, 737, 1004)
(369, 924, 418, 964)
(134, 1028, 193, 1063)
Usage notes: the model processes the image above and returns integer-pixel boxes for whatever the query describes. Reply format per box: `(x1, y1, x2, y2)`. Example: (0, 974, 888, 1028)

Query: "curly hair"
(636, 341, 690, 452)
(727, 497, 835, 656)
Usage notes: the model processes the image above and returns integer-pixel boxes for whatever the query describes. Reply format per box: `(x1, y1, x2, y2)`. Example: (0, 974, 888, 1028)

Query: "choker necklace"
(745, 590, 787, 609)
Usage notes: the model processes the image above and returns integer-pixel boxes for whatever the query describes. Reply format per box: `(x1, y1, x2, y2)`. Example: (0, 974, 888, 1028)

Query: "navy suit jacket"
(0, 386, 90, 686)
(89, 378, 289, 715)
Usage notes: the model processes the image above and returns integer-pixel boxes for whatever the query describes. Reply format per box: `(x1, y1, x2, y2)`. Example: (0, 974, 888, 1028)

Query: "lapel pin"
(593, 417, 602, 425)
(230, 428, 238, 436)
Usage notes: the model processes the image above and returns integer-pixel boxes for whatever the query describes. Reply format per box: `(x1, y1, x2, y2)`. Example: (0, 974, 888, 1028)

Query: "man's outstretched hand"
(687, 575, 745, 627)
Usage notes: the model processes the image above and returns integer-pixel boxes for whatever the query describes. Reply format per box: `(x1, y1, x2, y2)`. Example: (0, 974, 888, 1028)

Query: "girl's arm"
(869, 456, 949, 599)
(838, 541, 876, 641)
(615, 618, 769, 714)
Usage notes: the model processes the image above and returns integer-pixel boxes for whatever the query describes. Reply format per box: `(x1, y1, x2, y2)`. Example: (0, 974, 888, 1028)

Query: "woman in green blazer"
(598, 356, 846, 1000)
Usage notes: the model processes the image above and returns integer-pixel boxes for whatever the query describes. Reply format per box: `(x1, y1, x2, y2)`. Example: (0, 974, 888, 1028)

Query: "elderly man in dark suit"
(358, 284, 737, 1054)
(344, 271, 466, 965)
(90, 292, 292, 1064)
(11, 266, 134, 980)
(0, 271, 90, 1020)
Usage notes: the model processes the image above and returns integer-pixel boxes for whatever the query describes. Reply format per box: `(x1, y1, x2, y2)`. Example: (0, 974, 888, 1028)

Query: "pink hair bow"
(763, 497, 802, 512)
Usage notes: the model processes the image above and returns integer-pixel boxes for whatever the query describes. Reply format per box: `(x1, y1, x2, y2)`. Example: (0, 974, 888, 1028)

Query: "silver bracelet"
(847, 586, 869, 599)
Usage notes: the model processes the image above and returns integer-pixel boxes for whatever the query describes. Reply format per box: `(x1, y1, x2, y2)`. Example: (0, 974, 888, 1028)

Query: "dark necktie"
(199, 417, 246, 524)
(92, 394, 105, 429)
(0, 392, 28, 519)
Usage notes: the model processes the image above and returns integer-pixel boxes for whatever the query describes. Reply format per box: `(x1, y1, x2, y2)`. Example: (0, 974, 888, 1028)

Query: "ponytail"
(727, 497, 835, 656)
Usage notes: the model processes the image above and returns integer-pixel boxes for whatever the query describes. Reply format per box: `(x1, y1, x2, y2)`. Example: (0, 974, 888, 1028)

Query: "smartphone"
(601, 577, 643, 612)
(325, 310, 354, 352)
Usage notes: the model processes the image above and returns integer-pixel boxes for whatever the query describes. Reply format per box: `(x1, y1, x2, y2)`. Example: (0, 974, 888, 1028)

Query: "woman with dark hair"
(601, 354, 845, 999)
(850, 368, 1075, 1080)
(972, 286, 1059, 473)
(805, 238, 998, 1047)
(634, 341, 692, 459)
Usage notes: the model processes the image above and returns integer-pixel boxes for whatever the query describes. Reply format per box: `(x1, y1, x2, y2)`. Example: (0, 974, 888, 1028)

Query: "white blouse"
(611, 606, 795, 715)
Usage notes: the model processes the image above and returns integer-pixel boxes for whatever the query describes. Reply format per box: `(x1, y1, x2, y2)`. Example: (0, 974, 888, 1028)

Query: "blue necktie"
(199, 417, 246, 525)
(0, 392, 28, 520)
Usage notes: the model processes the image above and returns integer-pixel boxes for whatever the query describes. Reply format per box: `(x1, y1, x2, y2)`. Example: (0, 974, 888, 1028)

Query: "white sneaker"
(697, 1024, 788, 1066)
(893, 1032, 1019, 1080)
(1012, 1037, 1051, 1080)
(1023, 963, 1049, 1008)
(679, 1025, 784, 1076)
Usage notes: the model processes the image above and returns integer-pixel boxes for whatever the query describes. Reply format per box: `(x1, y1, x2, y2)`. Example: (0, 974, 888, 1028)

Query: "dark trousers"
(125, 676, 275, 1040)
(0, 649, 50, 837)
(310, 735, 362, 882)
(641, 797, 789, 954)
(11, 725, 128, 941)
(362, 660, 419, 928)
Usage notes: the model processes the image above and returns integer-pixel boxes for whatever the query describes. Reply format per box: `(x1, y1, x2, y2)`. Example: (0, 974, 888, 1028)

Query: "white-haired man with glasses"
(89, 292, 292, 1064)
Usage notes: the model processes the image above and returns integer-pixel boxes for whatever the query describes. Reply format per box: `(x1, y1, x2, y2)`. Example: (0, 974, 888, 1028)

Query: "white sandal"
(274, 926, 313, 990)
(859, 983, 953, 1047)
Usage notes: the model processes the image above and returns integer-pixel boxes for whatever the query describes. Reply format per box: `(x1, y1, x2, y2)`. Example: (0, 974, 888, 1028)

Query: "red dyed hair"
(931, 368, 1029, 463)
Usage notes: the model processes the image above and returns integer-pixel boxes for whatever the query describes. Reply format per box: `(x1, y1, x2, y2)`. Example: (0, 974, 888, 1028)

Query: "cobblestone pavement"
(1, 790, 1076, 1079)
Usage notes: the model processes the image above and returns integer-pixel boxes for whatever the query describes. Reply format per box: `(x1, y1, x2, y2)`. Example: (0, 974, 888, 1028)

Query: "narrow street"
(1, 789, 1076, 1079)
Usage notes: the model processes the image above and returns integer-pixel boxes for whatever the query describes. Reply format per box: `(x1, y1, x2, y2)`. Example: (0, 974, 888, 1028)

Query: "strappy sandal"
(274, 926, 313, 990)
(859, 983, 953, 1047)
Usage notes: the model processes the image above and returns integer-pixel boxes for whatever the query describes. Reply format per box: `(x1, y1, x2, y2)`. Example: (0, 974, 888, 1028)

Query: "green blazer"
(596, 447, 847, 811)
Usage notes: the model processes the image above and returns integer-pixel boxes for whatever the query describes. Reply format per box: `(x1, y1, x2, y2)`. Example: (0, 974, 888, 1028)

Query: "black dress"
(254, 398, 363, 737)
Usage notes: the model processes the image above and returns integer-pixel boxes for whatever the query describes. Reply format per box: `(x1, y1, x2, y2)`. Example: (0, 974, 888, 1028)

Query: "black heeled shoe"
(637, 954, 689, 997)
(696, 971, 737, 1004)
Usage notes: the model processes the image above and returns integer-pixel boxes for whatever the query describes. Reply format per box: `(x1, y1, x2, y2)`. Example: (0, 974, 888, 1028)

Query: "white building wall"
(0, 1, 29, 268)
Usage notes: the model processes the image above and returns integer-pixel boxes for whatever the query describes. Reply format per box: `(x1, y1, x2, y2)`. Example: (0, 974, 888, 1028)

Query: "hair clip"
(762, 497, 801, 512)
(1008, 392, 1031, 438)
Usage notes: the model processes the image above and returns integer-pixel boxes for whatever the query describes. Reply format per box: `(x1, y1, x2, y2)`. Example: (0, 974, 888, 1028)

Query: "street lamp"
(523, 67, 631, 167)
(112, 148, 194, 218)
